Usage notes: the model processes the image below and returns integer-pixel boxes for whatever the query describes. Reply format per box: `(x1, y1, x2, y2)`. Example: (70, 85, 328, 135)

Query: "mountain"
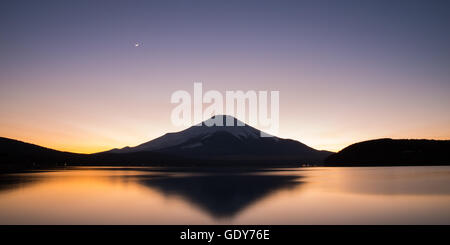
(0, 137, 184, 169)
(0, 115, 332, 168)
(0, 137, 80, 168)
(107, 115, 332, 164)
(2, 132, 450, 168)
(324, 138, 450, 166)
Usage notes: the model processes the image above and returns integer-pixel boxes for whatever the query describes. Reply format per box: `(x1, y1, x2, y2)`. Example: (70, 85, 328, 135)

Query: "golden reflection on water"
(0, 166, 449, 224)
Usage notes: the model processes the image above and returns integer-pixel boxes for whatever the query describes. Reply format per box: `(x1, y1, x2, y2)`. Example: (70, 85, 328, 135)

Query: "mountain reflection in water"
(135, 173, 302, 217)
(1, 166, 450, 224)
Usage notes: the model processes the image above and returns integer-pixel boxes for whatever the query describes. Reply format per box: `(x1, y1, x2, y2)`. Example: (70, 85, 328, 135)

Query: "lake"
(0, 166, 449, 224)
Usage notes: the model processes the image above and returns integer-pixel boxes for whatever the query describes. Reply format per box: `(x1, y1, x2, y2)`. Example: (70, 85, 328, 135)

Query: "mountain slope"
(0, 137, 184, 168)
(324, 138, 450, 166)
(109, 116, 263, 153)
(0, 133, 330, 168)
(0, 115, 333, 168)
(108, 115, 332, 164)
(0, 137, 80, 167)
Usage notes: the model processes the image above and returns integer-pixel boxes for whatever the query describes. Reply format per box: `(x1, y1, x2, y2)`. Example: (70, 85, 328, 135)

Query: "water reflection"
(309, 167, 450, 196)
(134, 173, 302, 217)
(0, 172, 42, 193)
(0, 166, 450, 224)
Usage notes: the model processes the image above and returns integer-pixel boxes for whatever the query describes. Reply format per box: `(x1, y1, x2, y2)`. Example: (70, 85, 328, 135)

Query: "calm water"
(0, 166, 449, 224)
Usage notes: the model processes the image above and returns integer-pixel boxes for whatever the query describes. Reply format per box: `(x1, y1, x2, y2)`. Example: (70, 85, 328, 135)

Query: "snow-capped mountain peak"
(111, 115, 268, 153)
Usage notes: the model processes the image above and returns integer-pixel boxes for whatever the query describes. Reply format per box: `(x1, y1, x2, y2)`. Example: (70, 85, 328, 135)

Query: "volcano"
(107, 115, 332, 164)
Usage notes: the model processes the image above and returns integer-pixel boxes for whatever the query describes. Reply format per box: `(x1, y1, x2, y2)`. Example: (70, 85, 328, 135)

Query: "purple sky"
(1, 0, 449, 152)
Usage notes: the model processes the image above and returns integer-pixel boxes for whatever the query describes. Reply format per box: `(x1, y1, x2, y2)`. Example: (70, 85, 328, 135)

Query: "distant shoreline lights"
(170, 83, 279, 137)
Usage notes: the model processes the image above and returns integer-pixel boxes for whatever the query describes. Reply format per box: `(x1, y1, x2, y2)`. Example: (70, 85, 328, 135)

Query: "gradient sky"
(1, 0, 449, 153)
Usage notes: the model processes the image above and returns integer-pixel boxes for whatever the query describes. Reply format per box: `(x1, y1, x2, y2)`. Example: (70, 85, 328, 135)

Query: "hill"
(324, 138, 450, 166)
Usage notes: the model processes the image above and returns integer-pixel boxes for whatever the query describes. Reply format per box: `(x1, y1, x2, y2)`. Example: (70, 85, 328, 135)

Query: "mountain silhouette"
(0, 137, 80, 169)
(0, 115, 331, 169)
(324, 138, 450, 166)
(107, 115, 332, 164)
(0, 137, 182, 169)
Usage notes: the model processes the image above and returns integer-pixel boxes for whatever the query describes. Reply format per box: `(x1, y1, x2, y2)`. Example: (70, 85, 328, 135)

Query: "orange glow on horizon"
(1, 117, 449, 154)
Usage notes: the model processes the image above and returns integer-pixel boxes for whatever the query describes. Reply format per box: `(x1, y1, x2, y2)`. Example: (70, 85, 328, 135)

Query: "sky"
(1, 0, 449, 153)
